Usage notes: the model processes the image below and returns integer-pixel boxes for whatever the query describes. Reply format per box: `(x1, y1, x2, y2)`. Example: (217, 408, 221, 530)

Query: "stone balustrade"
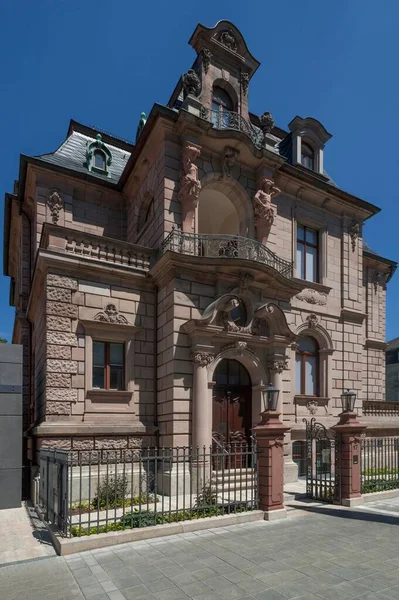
(41, 224, 154, 272)
(363, 400, 399, 417)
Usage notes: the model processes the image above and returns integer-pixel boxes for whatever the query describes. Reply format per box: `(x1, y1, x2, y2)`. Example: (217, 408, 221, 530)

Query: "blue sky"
(0, 1, 397, 341)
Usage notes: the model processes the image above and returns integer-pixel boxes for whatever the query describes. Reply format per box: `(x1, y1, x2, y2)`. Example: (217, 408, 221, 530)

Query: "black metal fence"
(304, 418, 341, 503)
(38, 443, 258, 538)
(361, 437, 399, 493)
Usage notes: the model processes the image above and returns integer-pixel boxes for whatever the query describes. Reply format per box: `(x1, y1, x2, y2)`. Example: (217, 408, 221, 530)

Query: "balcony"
(201, 108, 263, 148)
(160, 230, 293, 279)
(363, 401, 399, 417)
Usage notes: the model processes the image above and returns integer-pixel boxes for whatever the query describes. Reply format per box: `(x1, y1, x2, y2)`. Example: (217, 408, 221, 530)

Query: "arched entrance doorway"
(212, 359, 252, 447)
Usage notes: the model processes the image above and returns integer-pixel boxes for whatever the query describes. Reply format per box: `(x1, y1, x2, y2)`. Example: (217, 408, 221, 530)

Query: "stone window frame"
(292, 215, 328, 286)
(81, 319, 138, 415)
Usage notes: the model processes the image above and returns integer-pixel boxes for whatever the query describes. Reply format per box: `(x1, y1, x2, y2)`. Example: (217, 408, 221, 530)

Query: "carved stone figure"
(349, 221, 360, 252)
(182, 69, 201, 97)
(135, 112, 147, 143)
(306, 313, 319, 329)
(307, 400, 318, 415)
(222, 146, 239, 178)
(47, 190, 63, 224)
(253, 178, 281, 226)
(94, 304, 129, 324)
(296, 288, 327, 306)
(259, 111, 275, 140)
(372, 271, 386, 293)
(191, 351, 214, 366)
(179, 143, 201, 207)
(269, 359, 288, 374)
(200, 48, 212, 73)
(217, 29, 238, 52)
(240, 72, 249, 96)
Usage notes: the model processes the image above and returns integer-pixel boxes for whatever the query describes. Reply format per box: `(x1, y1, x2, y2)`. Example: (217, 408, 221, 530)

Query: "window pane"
(305, 246, 317, 282)
(297, 225, 305, 241)
(306, 228, 317, 245)
(109, 343, 124, 366)
(296, 244, 304, 278)
(110, 366, 123, 390)
(93, 366, 105, 389)
(94, 151, 105, 170)
(295, 354, 302, 394)
(93, 342, 105, 366)
(305, 355, 317, 395)
(298, 336, 318, 353)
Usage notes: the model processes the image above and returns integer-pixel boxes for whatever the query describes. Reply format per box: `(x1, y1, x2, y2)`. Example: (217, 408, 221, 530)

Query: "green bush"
(362, 478, 399, 494)
(362, 467, 399, 476)
(92, 474, 128, 509)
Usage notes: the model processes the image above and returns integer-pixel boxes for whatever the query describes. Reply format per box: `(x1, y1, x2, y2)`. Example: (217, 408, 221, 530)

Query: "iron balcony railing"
(160, 230, 293, 279)
(201, 107, 263, 147)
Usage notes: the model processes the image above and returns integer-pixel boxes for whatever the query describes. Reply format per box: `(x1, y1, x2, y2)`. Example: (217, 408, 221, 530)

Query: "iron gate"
(304, 418, 341, 503)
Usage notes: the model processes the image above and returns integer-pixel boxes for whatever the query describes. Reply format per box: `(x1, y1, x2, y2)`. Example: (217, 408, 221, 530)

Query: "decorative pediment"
(254, 303, 296, 340)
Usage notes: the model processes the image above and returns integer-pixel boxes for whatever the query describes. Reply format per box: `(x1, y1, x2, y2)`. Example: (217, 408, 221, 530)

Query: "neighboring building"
(3, 20, 397, 492)
(386, 337, 399, 401)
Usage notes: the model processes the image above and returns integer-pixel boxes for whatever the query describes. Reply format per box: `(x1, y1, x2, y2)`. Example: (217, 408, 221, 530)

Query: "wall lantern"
(341, 389, 356, 413)
(262, 384, 280, 412)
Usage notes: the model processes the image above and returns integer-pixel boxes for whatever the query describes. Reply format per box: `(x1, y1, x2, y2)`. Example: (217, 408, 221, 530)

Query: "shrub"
(92, 474, 128, 509)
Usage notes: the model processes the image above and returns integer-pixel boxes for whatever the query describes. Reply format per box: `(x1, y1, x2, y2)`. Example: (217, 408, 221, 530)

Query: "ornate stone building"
(3, 21, 396, 490)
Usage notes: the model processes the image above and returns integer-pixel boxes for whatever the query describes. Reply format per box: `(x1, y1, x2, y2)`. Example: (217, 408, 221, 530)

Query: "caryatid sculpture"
(179, 142, 201, 232)
(253, 177, 281, 244)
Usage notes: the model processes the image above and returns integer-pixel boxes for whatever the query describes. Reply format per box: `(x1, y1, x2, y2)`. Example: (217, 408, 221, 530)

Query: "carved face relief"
(222, 146, 239, 178)
(306, 313, 319, 328)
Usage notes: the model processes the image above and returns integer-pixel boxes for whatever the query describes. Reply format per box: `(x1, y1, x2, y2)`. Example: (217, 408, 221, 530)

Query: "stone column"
(191, 350, 214, 452)
(269, 359, 288, 414)
(253, 410, 290, 520)
(332, 412, 367, 507)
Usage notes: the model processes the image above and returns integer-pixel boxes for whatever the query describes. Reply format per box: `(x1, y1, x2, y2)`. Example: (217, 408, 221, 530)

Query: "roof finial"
(136, 112, 147, 143)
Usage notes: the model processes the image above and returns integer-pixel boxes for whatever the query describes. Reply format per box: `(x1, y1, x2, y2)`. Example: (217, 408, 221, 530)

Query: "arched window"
(212, 85, 234, 129)
(296, 336, 319, 396)
(301, 142, 314, 170)
(94, 150, 106, 171)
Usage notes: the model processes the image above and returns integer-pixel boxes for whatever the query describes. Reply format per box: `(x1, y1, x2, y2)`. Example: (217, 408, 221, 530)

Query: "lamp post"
(262, 383, 280, 412)
(341, 389, 356, 413)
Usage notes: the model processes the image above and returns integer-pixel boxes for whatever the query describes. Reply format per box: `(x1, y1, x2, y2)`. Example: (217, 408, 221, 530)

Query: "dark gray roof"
(387, 337, 399, 351)
(36, 131, 131, 185)
(276, 133, 337, 187)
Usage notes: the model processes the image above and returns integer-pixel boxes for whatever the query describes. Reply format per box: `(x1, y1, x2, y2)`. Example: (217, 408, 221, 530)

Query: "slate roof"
(387, 337, 399, 351)
(36, 131, 131, 185)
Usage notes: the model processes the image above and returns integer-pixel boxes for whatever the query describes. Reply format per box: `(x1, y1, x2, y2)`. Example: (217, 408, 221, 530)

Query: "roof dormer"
(288, 116, 332, 175)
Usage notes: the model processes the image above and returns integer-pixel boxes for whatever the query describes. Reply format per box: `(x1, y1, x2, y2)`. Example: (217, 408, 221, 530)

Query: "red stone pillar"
(332, 412, 367, 507)
(253, 411, 290, 520)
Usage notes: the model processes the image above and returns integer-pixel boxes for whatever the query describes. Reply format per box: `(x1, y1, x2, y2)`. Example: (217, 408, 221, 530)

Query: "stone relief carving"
(259, 111, 275, 140)
(94, 304, 129, 324)
(179, 142, 201, 207)
(238, 272, 253, 293)
(240, 72, 249, 96)
(349, 221, 360, 252)
(182, 69, 201, 97)
(296, 288, 327, 306)
(253, 178, 281, 226)
(217, 29, 238, 52)
(191, 351, 214, 366)
(47, 190, 63, 224)
(306, 400, 318, 415)
(269, 360, 289, 374)
(220, 312, 269, 337)
(222, 146, 239, 178)
(372, 271, 386, 293)
(306, 313, 319, 329)
(221, 340, 248, 355)
(200, 48, 212, 73)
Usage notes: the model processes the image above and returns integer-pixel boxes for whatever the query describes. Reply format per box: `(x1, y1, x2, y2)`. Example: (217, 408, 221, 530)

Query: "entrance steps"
(211, 468, 256, 500)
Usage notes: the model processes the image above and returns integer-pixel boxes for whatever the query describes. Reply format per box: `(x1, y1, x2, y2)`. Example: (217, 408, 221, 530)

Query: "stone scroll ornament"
(179, 142, 201, 231)
(253, 178, 281, 227)
(349, 221, 360, 252)
(47, 190, 63, 224)
(94, 304, 129, 324)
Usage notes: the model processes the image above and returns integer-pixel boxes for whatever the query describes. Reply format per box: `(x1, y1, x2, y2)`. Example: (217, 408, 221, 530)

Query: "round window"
(230, 301, 247, 327)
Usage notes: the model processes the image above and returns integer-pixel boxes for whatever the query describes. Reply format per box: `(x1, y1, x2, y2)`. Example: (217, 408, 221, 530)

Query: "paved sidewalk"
(2, 501, 399, 599)
(0, 502, 56, 565)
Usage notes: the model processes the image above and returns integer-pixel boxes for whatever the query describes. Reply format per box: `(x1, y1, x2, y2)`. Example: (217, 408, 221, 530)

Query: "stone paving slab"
(2, 499, 399, 598)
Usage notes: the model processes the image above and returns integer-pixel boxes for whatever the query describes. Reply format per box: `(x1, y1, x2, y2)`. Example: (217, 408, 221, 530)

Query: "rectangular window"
(92, 341, 124, 390)
(296, 225, 319, 282)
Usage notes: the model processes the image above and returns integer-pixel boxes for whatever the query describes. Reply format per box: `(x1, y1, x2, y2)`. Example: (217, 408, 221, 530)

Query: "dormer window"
(94, 150, 106, 171)
(301, 143, 314, 171)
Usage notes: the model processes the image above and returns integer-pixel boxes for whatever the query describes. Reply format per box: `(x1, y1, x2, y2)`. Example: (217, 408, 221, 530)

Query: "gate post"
(253, 411, 290, 521)
(332, 412, 367, 507)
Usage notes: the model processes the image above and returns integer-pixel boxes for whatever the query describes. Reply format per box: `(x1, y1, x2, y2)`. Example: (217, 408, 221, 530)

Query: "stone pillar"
(269, 359, 287, 414)
(253, 410, 290, 521)
(191, 350, 214, 452)
(332, 412, 367, 507)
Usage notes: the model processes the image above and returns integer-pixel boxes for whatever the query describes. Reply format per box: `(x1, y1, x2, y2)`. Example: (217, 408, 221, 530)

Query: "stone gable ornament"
(349, 221, 360, 252)
(222, 146, 239, 178)
(217, 29, 238, 52)
(200, 48, 212, 74)
(94, 304, 129, 324)
(47, 190, 63, 224)
(253, 178, 281, 227)
(182, 69, 201, 97)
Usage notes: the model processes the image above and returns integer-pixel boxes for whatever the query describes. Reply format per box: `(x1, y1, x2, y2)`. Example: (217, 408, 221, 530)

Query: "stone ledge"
(362, 489, 399, 503)
(46, 510, 265, 555)
(29, 422, 157, 437)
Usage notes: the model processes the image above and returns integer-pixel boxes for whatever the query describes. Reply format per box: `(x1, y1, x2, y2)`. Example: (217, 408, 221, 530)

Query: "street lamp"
(263, 383, 280, 412)
(341, 389, 356, 413)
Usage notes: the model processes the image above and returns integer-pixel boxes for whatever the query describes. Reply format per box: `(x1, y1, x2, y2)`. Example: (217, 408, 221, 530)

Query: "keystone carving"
(296, 288, 327, 306)
(349, 221, 360, 252)
(217, 29, 238, 52)
(191, 351, 214, 367)
(47, 190, 63, 224)
(306, 313, 319, 329)
(94, 304, 129, 324)
(253, 178, 281, 226)
(200, 48, 212, 73)
(222, 146, 239, 178)
(182, 69, 201, 97)
(307, 400, 318, 415)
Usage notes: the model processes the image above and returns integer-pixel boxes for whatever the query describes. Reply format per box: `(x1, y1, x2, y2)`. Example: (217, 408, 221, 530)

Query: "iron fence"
(38, 443, 258, 538)
(361, 437, 399, 493)
(200, 107, 263, 147)
(160, 229, 293, 279)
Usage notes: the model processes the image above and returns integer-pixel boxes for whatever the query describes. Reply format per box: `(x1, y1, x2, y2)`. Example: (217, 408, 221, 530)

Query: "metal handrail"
(212, 435, 229, 456)
(160, 230, 293, 279)
(201, 107, 263, 147)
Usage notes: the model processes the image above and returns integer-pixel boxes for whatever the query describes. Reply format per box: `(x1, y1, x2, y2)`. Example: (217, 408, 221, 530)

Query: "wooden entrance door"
(212, 360, 252, 466)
